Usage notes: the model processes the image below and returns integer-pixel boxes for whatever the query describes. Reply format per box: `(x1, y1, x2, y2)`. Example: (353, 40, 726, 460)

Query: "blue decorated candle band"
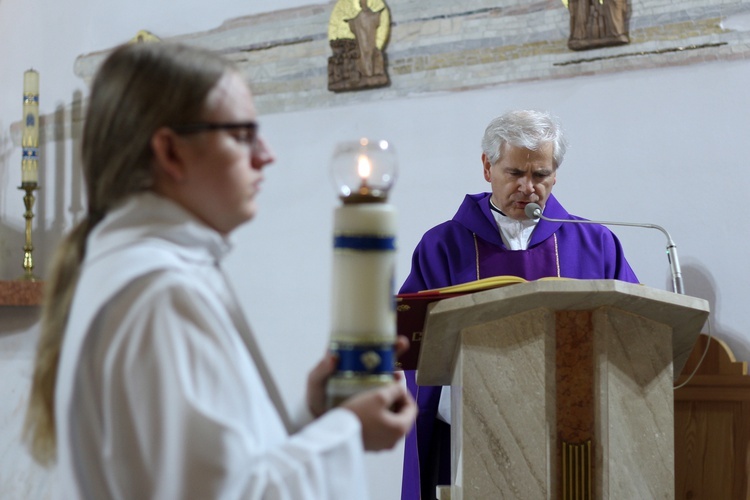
(334, 234, 395, 251)
(331, 342, 394, 374)
(22, 147, 38, 160)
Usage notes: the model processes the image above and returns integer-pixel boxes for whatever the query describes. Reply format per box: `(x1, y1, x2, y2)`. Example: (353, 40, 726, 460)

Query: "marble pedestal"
(416, 280, 709, 500)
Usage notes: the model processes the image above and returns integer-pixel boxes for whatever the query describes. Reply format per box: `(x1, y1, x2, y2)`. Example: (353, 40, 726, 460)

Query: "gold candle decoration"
(327, 138, 398, 407)
(18, 184, 40, 281)
(22, 69, 40, 185)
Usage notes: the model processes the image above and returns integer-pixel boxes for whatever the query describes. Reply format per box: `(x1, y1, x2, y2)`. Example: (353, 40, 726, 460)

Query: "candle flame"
(357, 154, 372, 180)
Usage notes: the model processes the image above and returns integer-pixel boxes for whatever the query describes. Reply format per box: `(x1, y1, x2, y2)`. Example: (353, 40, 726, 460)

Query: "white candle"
(330, 202, 397, 341)
(22, 69, 40, 184)
(327, 201, 397, 405)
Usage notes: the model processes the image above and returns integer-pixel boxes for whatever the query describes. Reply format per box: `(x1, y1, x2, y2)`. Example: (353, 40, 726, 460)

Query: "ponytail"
(23, 216, 100, 465)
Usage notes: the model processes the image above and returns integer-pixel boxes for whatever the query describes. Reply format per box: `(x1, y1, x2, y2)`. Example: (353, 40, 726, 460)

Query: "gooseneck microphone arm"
(524, 203, 684, 295)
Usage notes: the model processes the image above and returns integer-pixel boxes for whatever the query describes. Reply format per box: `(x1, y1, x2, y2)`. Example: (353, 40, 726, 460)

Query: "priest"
(400, 110, 639, 500)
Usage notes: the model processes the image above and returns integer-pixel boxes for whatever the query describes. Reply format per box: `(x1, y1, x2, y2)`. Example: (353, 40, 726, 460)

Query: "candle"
(327, 139, 398, 405)
(330, 202, 397, 339)
(21, 69, 40, 185)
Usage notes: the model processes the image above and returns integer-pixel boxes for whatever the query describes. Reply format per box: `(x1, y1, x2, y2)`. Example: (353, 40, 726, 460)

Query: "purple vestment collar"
(457, 192, 571, 249)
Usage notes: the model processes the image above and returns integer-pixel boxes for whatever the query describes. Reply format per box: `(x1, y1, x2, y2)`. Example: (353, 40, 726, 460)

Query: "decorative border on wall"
(35, 1, 750, 124)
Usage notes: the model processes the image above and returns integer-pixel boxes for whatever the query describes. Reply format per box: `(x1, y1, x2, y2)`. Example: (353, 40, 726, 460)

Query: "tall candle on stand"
(21, 69, 40, 185)
(18, 69, 41, 280)
(327, 138, 398, 407)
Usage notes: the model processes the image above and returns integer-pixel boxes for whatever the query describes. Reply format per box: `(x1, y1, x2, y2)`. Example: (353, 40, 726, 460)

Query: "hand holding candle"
(327, 139, 398, 407)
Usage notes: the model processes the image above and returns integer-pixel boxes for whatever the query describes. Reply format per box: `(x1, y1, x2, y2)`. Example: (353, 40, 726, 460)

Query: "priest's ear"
(481, 153, 492, 182)
(151, 127, 187, 183)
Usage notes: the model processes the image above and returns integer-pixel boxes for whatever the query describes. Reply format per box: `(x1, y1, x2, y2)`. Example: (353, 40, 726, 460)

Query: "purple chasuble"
(476, 234, 559, 281)
(399, 192, 638, 500)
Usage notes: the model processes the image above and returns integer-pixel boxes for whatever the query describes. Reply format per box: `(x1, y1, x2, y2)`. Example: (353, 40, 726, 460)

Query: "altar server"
(24, 41, 416, 500)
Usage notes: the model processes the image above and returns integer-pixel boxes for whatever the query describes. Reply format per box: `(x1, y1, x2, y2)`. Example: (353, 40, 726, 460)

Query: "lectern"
(415, 279, 709, 499)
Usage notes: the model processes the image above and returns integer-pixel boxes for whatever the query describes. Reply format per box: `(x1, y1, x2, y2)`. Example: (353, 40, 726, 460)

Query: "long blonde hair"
(24, 41, 234, 464)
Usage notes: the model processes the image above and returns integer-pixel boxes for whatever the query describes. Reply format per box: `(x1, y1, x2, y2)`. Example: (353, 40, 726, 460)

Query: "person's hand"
(393, 335, 410, 365)
(307, 353, 337, 418)
(306, 336, 411, 418)
(340, 381, 417, 451)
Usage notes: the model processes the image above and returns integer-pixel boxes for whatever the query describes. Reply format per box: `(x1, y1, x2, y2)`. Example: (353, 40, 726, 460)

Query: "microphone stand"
(526, 204, 685, 295)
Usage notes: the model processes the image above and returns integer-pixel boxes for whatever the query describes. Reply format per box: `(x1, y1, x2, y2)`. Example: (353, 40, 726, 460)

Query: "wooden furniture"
(417, 279, 709, 499)
(675, 333, 750, 499)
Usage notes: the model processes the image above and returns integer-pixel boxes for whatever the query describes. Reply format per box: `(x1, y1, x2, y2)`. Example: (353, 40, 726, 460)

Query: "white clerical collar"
(489, 199, 538, 250)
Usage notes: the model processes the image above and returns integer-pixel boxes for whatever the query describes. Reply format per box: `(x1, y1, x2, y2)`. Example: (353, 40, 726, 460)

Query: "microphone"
(524, 203, 684, 295)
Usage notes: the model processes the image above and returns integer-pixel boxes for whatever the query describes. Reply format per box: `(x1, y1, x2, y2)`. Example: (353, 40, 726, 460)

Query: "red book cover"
(395, 276, 531, 370)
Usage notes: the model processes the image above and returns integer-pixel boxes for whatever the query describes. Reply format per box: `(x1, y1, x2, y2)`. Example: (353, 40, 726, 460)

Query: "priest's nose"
(518, 177, 534, 195)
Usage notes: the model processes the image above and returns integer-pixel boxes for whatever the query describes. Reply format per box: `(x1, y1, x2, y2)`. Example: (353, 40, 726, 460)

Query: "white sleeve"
(85, 273, 368, 500)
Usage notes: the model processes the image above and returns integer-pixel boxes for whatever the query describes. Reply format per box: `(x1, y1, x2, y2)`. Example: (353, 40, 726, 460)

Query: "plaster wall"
(1, 1, 748, 498)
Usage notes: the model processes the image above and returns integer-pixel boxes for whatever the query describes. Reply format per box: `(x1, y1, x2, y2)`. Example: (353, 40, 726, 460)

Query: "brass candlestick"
(18, 182, 40, 281)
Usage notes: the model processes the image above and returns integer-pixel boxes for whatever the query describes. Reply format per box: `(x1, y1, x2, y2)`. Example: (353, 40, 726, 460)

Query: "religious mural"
(328, 0, 391, 92)
(565, 0, 630, 50)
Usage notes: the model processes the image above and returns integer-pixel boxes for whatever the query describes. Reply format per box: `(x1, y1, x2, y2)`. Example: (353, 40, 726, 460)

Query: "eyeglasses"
(171, 121, 258, 145)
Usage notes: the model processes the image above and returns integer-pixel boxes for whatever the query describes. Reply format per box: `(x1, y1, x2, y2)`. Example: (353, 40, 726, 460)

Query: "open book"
(395, 276, 568, 370)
